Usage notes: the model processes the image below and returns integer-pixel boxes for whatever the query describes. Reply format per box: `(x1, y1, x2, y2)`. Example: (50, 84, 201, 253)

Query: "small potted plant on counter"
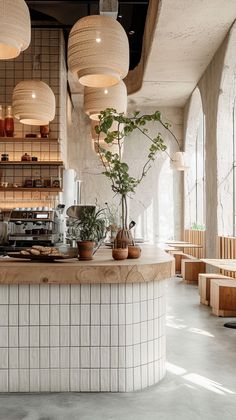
(68, 206, 107, 260)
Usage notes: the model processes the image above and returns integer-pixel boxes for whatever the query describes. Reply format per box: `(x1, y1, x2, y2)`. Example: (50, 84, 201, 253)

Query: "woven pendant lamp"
(84, 81, 127, 120)
(12, 80, 56, 126)
(68, 15, 129, 88)
(0, 0, 31, 60)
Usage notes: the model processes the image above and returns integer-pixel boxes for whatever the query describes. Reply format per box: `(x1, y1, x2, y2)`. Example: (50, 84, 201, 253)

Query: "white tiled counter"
(0, 246, 173, 392)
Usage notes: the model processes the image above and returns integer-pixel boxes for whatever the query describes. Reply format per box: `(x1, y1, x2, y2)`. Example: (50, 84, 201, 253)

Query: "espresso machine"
(6, 208, 61, 249)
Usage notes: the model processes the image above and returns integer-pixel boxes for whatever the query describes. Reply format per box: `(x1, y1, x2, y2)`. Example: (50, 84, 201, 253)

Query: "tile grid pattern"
(0, 281, 166, 392)
(0, 29, 61, 139)
(0, 28, 65, 209)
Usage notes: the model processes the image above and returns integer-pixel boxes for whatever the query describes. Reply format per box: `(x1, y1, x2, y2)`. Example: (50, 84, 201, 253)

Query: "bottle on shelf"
(0, 106, 5, 137)
(21, 153, 31, 161)
(40, 124, 49, 138)
(5, 105, 14, 137)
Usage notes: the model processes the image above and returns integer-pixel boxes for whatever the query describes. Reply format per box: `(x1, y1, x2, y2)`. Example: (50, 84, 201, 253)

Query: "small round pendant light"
(171, 152, 189, 171)
(0, 0, 31, 60)
(68, 15, 129, 88)
(12, 80, 56, 126)
(84, 81, 127, 120)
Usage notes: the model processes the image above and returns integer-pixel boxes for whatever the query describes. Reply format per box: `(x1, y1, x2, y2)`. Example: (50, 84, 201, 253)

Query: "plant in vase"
(94, 108, 178, 257)
(104, 202, 119, 243)
(70, 206, 107, 260)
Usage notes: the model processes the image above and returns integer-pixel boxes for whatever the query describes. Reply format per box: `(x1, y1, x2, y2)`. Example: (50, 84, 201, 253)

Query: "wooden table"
(165, 241, 202, 251)
(201, 258, 236, 272)
(165, 240, 190, 245)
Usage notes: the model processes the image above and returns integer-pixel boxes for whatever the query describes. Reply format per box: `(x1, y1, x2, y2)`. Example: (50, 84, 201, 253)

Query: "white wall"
(66, 97, 183, 243)
(184, 21, 236, 257)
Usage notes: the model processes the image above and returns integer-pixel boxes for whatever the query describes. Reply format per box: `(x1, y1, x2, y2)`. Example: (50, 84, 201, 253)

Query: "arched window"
(217, 27, 236, 236)
(185, 88, 205, 229)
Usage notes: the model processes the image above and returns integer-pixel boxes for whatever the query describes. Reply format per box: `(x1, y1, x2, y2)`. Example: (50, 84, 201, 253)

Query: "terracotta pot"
(112, 247, 128, 260)
(77, 240, 95, 260)
(128, 245, 141, 259)
(115, 228, 133, 248)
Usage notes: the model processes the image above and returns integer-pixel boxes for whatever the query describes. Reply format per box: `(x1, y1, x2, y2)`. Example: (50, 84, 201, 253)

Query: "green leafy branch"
(94, 108, 168, 197)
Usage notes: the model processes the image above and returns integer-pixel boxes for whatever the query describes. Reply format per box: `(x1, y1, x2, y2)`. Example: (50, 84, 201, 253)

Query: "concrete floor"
(1, 277, 236, 420)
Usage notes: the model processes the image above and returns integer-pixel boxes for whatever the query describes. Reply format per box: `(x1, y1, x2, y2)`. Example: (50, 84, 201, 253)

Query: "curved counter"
(0, 246, 174, 393)
(0, 246, 173, 284)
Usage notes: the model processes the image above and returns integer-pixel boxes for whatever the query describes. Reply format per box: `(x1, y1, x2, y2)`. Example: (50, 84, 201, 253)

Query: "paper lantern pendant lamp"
(84, 81, 127, 120)
(0, 0, 31, 60)
(13, 80, 56, 126)
(171, 152, 189, 171)
(68, 15, 129, 88)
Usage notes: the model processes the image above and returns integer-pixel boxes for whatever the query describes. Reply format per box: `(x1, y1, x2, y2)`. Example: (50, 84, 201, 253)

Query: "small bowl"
(112, 248, 128, 260)
(128, 245, 141, 259)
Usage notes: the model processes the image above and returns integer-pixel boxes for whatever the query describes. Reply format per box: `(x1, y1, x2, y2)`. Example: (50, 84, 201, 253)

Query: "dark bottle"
(40, 124, 49, 138)
(5, 106, 14, 137)
(0, 106, 5, 137)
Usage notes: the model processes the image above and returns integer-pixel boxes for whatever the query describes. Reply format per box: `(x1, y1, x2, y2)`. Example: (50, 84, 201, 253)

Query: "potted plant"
(94, 108, 177, 251)
(70, 206, 107, 260)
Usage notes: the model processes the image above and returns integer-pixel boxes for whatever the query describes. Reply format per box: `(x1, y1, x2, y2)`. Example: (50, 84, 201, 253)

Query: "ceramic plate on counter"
(7, 252, 73, 262)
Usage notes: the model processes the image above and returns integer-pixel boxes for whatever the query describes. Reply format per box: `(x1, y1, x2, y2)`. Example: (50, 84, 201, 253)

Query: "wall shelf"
(0, 161, 63, 166)
(0, 188, 62, 192)
(0, 137, 59, 143)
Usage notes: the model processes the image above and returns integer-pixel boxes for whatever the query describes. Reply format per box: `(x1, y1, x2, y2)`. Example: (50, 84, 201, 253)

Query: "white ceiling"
(129, 0, 236, 107)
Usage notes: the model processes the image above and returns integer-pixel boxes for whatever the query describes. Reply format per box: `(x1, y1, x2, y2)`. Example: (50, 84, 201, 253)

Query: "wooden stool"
(198, 273, 232, 305)
(181, 259, 205, 284)
(210, 279, 236, 316)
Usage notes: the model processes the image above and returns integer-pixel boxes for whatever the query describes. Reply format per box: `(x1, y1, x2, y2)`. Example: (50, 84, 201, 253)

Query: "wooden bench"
(170, 251, 193, 273)
(210, 279, 236, 316)
(164, 248, 193, 274)
(181, 259, 206, 284)
(198, 273, 232, 305)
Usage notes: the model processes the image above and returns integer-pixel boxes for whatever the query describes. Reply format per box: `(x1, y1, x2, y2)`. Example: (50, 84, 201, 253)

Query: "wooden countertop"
(0, 246, 174, 284)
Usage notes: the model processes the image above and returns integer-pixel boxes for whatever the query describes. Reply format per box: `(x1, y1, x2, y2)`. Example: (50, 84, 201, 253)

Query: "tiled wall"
(0, 280, 166, 392)
(0, 29, 63, 139)
(0, 29, 68, 208)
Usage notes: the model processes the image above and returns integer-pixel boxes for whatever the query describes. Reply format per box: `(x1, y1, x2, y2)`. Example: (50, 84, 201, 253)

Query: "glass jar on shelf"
(51, 178, 61, 189)
(43, 178, 51, 188)
(4, 105, 14, 137)
(24, 179, 33, 188)
(33, 178, 43, 188)
(1, 153, 9, 161)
